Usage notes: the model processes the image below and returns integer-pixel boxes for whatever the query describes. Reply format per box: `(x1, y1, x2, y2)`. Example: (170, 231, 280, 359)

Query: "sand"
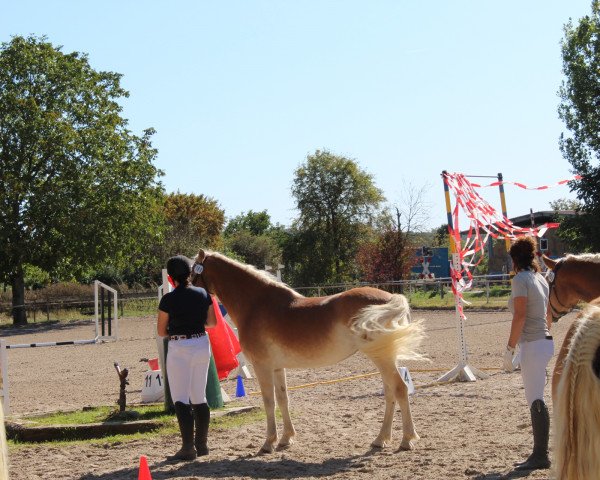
(2, 308, 575, 480)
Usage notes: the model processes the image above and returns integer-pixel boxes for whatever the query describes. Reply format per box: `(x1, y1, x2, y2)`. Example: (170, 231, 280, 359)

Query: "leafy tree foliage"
(162, 192, 225, 257)
(0, 36, 164, 323)
(290, 150, 384, 285)
(223, 210, 282, 268)
(558, 3, 600, 250)
(355, 227, 416, 283)
(224, 210, 271, 237)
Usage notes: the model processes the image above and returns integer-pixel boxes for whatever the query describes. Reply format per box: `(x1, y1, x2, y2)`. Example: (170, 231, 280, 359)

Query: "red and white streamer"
(443, 172, 579, 318)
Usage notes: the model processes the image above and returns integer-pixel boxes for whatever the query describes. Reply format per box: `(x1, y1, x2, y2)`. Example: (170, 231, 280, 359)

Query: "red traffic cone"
(138, 455, 152, 480)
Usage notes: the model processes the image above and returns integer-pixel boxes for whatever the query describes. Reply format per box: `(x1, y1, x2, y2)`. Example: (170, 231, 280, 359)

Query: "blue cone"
(235, 375, 246, 397)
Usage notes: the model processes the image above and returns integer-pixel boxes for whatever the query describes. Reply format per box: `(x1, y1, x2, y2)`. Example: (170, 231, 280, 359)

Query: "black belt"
(169, 333, 206, 341)
(545, 335, 553, 340)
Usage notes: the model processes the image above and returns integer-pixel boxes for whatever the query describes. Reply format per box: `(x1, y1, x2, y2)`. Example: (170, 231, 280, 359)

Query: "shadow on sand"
(79, 448, 395, 480)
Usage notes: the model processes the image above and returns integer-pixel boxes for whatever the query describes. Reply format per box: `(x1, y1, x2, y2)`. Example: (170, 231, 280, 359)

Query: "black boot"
(515, 399, 550, 471)
(167, 401, 197, 462)
(192, 403, 210, 456)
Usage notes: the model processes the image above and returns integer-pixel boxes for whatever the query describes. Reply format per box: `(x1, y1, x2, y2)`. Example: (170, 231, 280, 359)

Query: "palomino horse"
(190, 249, 425, 453)
(542, 253, 600, 398)
(553, 301, 600, 479)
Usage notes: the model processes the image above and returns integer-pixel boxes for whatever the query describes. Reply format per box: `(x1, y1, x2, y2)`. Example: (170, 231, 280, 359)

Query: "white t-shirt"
(508, 270, 550, 342)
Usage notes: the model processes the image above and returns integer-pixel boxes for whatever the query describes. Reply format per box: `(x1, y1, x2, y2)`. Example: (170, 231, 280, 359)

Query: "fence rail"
(0, 275, 513, 323)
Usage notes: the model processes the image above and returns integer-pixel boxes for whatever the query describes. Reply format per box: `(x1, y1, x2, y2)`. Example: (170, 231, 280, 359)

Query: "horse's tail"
(351, 294, 425, 362)
(554, 305, 600, 479)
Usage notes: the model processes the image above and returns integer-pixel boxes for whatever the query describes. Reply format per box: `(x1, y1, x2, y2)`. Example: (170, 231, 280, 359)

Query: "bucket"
(147, 358, 159, 371)
(140, 370, 164, 403)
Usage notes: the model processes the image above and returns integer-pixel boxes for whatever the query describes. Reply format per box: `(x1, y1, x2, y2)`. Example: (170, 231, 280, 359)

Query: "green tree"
(558, 2, 600, 250)
(0, 35, 164, 323)
(224, 210, 271, 237)
(162, 192, 225, 256)
(223, 210, 282, 269)
(290, 150, 385, 285)
(549, 198, 585, 252)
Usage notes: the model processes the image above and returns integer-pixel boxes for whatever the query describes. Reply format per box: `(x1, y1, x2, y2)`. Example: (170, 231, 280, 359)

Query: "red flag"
(207, 296, 241, 380)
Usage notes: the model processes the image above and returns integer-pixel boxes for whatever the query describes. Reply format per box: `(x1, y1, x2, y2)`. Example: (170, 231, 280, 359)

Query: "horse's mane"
(565, 253, 600, 265)
(554, 304, 600, 478)
(206, 251, 300, 296)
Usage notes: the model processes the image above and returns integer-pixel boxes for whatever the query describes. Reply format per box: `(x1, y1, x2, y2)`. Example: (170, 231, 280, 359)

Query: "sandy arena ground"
(2, 308, 577, 480)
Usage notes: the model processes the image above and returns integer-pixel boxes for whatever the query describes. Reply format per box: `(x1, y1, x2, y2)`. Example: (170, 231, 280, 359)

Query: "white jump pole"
(436, 253, 488, 382)
(438, 171, 488, 383)
(94, 280, 118, 341)
(0, 395, 8, 480)
(0, 340, 9, 416)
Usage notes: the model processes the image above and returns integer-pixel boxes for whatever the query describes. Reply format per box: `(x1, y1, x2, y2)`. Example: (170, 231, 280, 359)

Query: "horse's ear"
(196, 249, 206, 263)
(542, 254, 556, 270)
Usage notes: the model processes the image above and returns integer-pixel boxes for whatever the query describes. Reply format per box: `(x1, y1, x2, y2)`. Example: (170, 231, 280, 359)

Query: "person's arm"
(507, 296, 527, 349)
(206, 305, 217, 328)
(157, 309, 169, 337)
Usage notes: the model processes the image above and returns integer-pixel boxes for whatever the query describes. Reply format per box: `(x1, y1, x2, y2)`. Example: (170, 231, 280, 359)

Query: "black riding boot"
(192, 403, 210, 456)
(515, 399, 550, 471)
(167, 401, 197, 462)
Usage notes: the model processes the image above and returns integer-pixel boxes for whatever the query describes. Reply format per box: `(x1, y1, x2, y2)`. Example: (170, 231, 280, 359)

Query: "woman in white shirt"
(503, 236, 553, 471)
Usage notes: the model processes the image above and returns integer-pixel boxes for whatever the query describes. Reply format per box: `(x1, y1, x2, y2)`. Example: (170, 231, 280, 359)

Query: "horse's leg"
(371, 358, 419, 451)
(252, 363, 278, 453)
(371, 379, 395, 448)
(273, 368, 296, 448)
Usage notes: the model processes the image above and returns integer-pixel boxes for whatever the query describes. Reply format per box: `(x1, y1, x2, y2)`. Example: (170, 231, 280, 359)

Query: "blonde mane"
(565, 253, 600, 264)
(206, 251, 301, 296)
(554, 305, 600, 479)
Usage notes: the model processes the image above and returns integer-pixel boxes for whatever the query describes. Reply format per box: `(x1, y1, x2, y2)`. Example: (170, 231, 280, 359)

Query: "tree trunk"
(11, 265, 27, 325)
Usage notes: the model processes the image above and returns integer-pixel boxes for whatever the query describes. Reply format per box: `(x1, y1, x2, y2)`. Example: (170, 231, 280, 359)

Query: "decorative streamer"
(442, 172, 579, 318)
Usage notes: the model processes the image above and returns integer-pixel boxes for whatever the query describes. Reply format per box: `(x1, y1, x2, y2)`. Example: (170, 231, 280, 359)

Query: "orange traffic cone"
(138, 455, 152, 480)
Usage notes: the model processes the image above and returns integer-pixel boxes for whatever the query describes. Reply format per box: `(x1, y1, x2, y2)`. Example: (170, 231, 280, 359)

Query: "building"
(487, 210, 575, 275)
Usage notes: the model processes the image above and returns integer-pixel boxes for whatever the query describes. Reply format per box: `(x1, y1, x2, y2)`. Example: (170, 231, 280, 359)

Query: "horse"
(542, 253, 600, 399)
(553, 301, 600, 480)
(190, 249, 426, 454)
(542, 253, 600, 322)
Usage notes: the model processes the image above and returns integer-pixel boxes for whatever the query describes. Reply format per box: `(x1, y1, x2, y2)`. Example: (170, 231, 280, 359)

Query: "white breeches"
(167, 336, 211, 404)
(520, 338, 554, 406)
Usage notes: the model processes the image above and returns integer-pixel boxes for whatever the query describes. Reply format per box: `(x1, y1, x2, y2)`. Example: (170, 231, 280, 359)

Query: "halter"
(546, 259, 570, 321)
(190, 260, 212, 293)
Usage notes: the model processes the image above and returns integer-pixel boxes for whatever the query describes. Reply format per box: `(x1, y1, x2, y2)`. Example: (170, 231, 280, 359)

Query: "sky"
(2, 1, 594, 231)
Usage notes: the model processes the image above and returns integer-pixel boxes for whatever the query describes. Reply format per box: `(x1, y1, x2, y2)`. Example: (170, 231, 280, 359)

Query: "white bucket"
(140, 369, 164, 403)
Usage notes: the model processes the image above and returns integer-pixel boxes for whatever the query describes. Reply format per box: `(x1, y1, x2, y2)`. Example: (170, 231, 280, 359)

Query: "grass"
(7, 403, 267, 448)
(407, 287, 511, 309)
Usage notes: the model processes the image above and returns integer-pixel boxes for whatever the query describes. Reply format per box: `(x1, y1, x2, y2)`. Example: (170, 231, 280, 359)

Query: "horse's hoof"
(277, 437, 295, 449)
(399, 439, 416, 451)
(259, 443, 275, 454)
(371, 438, 390, 449)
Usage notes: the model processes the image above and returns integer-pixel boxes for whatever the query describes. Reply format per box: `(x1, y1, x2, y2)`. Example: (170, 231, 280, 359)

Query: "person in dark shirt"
(158, 255, 217, 461)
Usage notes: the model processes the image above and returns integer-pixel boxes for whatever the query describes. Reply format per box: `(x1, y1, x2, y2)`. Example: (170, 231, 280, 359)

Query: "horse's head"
(190, 249, 212, 292)
(543, 255, 569, 322)
(542, 254, 557, 271)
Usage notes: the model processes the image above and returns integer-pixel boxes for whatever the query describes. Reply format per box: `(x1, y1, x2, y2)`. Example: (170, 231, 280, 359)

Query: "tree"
(558, 3, 600, 250)
(223, 210, 282, 268)
(290, 150, 385, 285)
(0, 36, 164, 323)
(162, 192, 225, 256)
(549, 198, 585, 253)
(224, 210, 271, 237)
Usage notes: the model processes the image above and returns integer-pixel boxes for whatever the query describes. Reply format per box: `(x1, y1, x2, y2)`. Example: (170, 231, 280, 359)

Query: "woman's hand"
(503, 345, 515, 372)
